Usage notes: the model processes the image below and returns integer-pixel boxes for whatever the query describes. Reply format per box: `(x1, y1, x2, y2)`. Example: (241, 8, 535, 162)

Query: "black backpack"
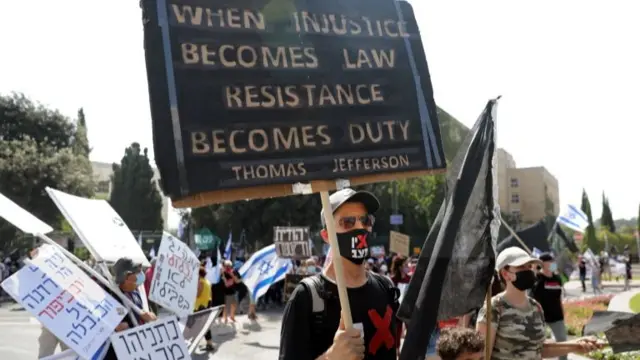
(299, 272, 400, 336)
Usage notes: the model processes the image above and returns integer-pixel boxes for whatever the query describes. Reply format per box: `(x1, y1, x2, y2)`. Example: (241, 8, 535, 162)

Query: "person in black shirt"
(279, 188, 399, 360)
(578, 257, 587, 292)
(221, 260, 241, 323)
(532, 252, 568, 360)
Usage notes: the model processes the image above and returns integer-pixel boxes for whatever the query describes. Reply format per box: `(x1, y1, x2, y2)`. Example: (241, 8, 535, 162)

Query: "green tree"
(109, 143, 163, 231)
(600, 192, 616, 233)
(580, 189, 598, 250)
(0, 93, 94, 251)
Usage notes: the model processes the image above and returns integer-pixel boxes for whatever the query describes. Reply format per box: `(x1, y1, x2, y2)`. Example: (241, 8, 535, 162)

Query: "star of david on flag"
(557, 204, 589, 233)
(239, 244, 292, 301)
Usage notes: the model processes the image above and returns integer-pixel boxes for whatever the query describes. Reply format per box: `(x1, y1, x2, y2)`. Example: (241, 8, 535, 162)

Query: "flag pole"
(501, 220, 532, 254)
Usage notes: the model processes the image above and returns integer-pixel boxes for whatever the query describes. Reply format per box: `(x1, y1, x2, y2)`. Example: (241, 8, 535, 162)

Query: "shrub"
(563, 295, 613, 336)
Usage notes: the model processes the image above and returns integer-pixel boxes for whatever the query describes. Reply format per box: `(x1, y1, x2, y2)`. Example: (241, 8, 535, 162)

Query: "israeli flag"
(239, 244, 292, 301)
(224, 232, 232, 260)
(532, 247, 543, 258)
(557, 204, 589, 233)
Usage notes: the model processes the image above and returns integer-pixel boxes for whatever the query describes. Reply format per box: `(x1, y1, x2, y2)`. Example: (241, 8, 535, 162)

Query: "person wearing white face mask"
(531, 252, 569, 360)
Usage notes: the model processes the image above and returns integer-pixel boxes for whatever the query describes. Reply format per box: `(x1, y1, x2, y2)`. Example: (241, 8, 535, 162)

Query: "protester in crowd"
(578, 257, 587, 292)
(436, 327, 484, 360)
(279, 188, 400, 360)
(143, 258, 158, 313)
(390, 255, 410, 286)
(306, 258, 321, 274)
(591, 259, 602, 295)
(623, 256, 632, 291)
(222, 259, 241, 323)
(426, 314, 472, 359)
(101, 257, 157, 359)
(477, 247, 602, 360)
(531, 252, 568, 360)
(195, 266, 216, 351)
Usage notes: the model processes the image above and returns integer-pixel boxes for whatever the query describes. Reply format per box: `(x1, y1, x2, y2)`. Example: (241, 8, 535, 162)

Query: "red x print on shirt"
(367, 305, 395, 355)
(355, 234, 368, 249)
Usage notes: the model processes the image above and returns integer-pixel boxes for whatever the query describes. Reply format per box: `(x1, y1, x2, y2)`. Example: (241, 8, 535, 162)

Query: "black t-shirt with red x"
(279, 273, 398, 360)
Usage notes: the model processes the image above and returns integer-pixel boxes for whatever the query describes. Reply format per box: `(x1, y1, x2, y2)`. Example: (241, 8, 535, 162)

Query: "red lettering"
(367, 306, 394, 355)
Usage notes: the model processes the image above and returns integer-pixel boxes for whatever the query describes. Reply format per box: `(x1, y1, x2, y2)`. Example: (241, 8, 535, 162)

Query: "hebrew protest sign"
(150, 232, 200, 318)
(2, 245, 126, 359)
(142, 0, 445, 207)
(390, 231, 410, 257)
(110, 316, 191, 360)
(274, 227, 312, 258)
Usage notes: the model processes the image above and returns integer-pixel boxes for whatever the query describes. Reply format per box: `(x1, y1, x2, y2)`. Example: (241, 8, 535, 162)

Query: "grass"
(563, 295, 613, 336)
(629, 292, 640, 313)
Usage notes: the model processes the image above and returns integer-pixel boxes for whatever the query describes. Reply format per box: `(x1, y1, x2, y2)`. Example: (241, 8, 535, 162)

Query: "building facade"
(91, 161, 170, 230)
(495, 149, 560, 227)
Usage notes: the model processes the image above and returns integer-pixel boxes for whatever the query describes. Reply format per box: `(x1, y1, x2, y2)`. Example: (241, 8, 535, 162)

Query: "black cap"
(538, 252, 555, 262)
(113, 257, 142, 284)
(320, 188, 380, 225)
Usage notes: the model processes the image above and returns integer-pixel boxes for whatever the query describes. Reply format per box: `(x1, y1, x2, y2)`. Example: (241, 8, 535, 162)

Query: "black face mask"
(336, 229, 370, 265)
(512, 270, 536, 291)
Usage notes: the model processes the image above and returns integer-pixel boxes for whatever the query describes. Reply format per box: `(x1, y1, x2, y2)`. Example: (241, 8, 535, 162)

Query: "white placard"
(149, 232, 199, 318)
(2, 245, 126, 359)
(110, 316, 191, 360)
(46, 187, 149, 266)
(0, 192, 53, 235)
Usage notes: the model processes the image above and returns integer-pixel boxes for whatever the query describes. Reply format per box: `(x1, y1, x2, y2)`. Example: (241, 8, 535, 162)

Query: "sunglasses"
(337, 215, 375, 230)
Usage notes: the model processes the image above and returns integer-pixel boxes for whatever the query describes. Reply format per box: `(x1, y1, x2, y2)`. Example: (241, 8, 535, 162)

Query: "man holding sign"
(279, 189, 400, 360)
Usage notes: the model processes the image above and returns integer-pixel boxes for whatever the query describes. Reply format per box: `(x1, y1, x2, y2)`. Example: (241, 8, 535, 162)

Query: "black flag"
(398, 98, 500, 360)
(497, 221, 551, 253)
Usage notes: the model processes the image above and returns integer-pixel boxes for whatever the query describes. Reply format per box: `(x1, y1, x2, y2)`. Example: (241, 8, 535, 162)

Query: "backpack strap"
(301, 275, 325, 313)
(370, 272, 400, 307)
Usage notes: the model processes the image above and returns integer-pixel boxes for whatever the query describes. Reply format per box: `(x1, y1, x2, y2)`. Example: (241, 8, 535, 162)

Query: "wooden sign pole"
(484, 286, 492, 360)
(320, 189, 354, 328)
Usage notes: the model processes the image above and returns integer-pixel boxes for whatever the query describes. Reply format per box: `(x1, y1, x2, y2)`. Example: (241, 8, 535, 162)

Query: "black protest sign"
(141, 0, 445, 205)
(273, 226, 311, 258)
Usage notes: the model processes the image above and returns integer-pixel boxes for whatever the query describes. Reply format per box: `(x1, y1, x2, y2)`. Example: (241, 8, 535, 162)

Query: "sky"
(1, 0, 639, 228)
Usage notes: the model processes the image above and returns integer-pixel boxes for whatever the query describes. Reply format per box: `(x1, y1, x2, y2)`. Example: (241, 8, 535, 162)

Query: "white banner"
(149, 232, 199, 318)
(2, 245, 126, 359)
(46, 187, 149, 266)
(0, 192, 53, 235)
(110, 316, 191, 360)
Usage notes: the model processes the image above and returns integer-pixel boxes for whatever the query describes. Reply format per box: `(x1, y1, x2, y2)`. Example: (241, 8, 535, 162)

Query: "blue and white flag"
(532, 247, 543, 258)
(557, 204, 589, 233)
(224, 232, 232, 260)
(239, 244, 292, 301)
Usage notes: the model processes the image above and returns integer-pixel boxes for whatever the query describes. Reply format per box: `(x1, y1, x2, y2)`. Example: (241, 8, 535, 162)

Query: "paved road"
(0, 302, 282, 360)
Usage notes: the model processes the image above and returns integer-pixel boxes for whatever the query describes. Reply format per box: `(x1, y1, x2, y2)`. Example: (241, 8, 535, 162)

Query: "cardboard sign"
(273, 227, 312, 258)
(390, 231, 410, 257)
(46, 187, 150, 267)
(142, 0, 445, 207)
(150, 233, 200, 318)
(110, 316, 191, 360)
(1, 245, 126, 359)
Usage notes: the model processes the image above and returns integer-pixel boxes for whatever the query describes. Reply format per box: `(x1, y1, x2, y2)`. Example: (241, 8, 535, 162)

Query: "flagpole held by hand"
(320, 189, 354, 329)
